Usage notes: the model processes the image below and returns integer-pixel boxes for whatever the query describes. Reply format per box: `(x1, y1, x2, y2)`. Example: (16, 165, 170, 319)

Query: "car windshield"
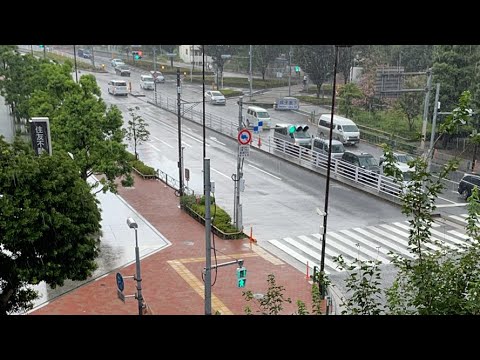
(359, 156, 378, 167)
(143, 76, 154, 82)
(402, 171, 414, 182)
(257, 111, 269, 118)
(211, 91, 223, 97)
(294, 131, 310, 139)
(343, 125, 358, 132)
(332, 144, 345, 153)
(114, 81, 127, 86)
(396, 154, 414, 163)
(118, 65, 128, 70)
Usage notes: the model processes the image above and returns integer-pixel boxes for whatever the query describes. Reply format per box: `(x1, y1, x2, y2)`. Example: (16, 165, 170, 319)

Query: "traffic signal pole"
(204, 158, 212, 315)
(177, 68, 184, 196)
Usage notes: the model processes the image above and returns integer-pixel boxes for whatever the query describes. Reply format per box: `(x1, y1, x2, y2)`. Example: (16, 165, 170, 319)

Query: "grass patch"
(33, 51, 104, 72)
(220, 88, 243, 97)
(296, 95, 332, 106)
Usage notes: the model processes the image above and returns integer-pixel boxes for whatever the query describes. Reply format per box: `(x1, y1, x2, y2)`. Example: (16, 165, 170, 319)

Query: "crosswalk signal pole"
(234, 97, 243, 231)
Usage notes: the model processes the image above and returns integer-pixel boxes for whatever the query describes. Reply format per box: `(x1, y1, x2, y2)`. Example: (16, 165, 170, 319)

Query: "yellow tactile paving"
(250, 244, 284, 265)
(167, 260, 234, 315)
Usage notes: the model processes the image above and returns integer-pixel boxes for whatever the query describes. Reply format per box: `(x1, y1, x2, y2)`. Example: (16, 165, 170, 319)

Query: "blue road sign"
(116, 272, 124, 292)
(258, 121, 263, 127)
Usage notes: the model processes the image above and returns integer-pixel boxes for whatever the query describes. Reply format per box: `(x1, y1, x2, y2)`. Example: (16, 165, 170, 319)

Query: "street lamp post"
(319, 45, 346, 300)
(126, 217, 145, 316)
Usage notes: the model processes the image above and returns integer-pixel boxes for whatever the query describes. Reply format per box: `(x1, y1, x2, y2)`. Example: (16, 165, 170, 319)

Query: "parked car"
(111, 59, 124, 68)
(82, 50, 92, 59)
(115, 64, 131, 77)
(205, 90, 226, 105)
(150, 71, 165, 83)
(458, 173, 480, 200)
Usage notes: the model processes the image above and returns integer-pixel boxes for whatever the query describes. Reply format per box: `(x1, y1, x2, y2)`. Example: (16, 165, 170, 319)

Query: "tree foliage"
(338, 82, 362, 118)
(252, 45, 280, 80)
(125, 106, 150, 160)
(294, 45, 335, 98)
(243, 274, 292, 315)
(394, 76, 424, 132)
(203, 45, 237, 86)
(0, 136, 101, 315)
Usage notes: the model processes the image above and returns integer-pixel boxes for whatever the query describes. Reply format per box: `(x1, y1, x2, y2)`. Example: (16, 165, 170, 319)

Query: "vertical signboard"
(29, 117, 52, 156)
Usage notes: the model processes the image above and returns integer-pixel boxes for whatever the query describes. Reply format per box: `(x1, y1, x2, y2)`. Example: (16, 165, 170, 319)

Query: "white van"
(107, 80, 128, 96)
(317, 114, 360, 146)
(140, 75, 155, 90)
(246, 106, 271, 129)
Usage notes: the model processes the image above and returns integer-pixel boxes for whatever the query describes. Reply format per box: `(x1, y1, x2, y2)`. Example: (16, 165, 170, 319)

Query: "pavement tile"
(30, 173, 320, 315)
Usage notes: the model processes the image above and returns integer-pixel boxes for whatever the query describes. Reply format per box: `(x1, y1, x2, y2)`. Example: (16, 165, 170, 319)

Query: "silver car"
(205, 90, 226, 105)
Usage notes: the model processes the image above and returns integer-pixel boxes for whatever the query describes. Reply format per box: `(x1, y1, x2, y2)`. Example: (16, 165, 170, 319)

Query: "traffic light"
(236, 267, 247, 288)
(289, 125, 309, 134)
(39, 45, 45, 49)
(295, 66, 300, 72)
(132, 51, 142, 60)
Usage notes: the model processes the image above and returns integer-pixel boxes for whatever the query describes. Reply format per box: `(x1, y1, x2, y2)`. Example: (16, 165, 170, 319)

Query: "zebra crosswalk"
(267, 220, 471, 274)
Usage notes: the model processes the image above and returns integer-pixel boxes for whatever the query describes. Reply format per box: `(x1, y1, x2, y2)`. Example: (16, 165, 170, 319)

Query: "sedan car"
(111, 59, 124, 68)
(150, 71, 165, 83)
(115, 64, 131, 77)
(205, 90, 226, 105)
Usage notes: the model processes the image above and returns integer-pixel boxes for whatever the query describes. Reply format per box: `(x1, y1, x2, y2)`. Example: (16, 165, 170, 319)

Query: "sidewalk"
(30, 173, 318, 315)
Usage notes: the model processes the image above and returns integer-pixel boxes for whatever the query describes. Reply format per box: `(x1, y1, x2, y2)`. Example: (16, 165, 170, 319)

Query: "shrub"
(131, 159, 156, 176)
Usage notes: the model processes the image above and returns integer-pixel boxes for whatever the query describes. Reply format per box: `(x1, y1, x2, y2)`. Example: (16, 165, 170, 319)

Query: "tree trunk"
(0, 286, 14, 316)
(262, 70, 265, 81)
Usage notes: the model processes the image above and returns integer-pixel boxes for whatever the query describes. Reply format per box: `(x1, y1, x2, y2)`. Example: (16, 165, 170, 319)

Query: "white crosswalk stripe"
(267, 220, 470, 274)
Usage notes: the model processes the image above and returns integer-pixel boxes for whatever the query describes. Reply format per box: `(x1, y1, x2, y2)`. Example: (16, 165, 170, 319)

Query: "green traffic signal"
(134, 54, 140, 60)
(39, 45, 45, 49)
(295, 66, 300, 72)
(236, 267, 247, 288)
(289, 125, 296, 134)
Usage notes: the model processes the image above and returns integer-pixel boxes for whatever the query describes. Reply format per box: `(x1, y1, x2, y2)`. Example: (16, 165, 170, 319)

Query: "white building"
(178, 45, 212, 66)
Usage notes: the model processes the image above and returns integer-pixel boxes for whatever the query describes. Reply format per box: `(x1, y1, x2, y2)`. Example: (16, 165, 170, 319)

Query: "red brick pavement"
(30, 173, 320, 315)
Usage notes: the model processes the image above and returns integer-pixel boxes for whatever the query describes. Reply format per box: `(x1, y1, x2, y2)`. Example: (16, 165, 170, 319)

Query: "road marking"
(181, 141, 192, 148)
(436, 202, 468, 208)
(151, 135, 161, 141)
(247, 164, 282, 180)
(209, 136, 226, 146)
(211, 168, 231, 179)
(167, 260, 233, 315)
(147, 143, 162, 151)
(249, 244, 284, 265)
(437, 196, 456, 204)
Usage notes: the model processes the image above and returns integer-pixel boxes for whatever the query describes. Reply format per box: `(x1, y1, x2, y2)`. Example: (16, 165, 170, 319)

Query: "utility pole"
(91, 46, 95, 68)
(204, 158, 212, 315)
(73, 45, 78, 83)
(191, 45, 194, 83)
(233, 97, 244, 230)
(177, 68, 184, 196)
(202, 45, 206, 160)
(288, 45, 292, 96)
(153, 47, 157, 72)
(249, 45, 253, 100)
(420, 69, 433, 152)
(43, 45, 46, 59)
(427, 83, 441, 173)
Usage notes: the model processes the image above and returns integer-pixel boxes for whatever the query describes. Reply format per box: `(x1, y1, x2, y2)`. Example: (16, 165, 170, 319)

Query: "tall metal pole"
(30, 45, 33, 55)
(234, 97, 244, 230)
(91, 46, 95, 68)
(202, 46, 206, 161)
(249, 45, 253, 100)
(190, 45, 194, 83)
(420, 69, 433, 152)
(177, 68, 184, 196)
(427, 83, 441, 173)
(73, 45, 78, 83)
(204, 158, 212, 315)
(134, 228, 144, 316)
(288, 46, 292, 96)
(320, 45, 340, 298)
(153, 47, 157, 72)
(43, 46, 46, 59)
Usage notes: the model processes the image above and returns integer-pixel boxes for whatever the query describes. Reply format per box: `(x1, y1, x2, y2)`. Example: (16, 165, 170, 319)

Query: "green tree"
(125, 106, 150, 160)
(48, 74, 131, 193)
(394, 76, 425, 132)
(294, 45, 335, 98)
(0, 136, 101, 315)
(432, 45, 480, 112)
(252, 45, 280, 80)
(338, 82, 362, 118)
(243, 274, 292, 315)
(203, 45, 237, 88)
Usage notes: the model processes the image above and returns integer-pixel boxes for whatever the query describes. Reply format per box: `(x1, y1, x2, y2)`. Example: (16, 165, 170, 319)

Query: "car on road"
(140, 74, 155, 90)
(82, 50, 92, 59)
(111, 59, 124, 68)
(115, 64, 131, 77)
(312, 138, 345, 159)
(340, 151, 380, 184)
(458, 173, 480, 200)
(379, 152, 415, 166)
(107, 79, 128, 96)
(205, 90, 226, 105)
(150, 71, 165, 83)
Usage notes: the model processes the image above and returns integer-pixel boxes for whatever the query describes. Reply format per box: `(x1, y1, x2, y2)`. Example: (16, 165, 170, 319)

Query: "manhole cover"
(253, 293, 264, 300)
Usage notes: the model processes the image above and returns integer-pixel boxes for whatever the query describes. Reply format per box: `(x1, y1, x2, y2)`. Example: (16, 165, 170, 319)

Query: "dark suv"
(458, 173, 480, 199)
(341, 151, 380, 183)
